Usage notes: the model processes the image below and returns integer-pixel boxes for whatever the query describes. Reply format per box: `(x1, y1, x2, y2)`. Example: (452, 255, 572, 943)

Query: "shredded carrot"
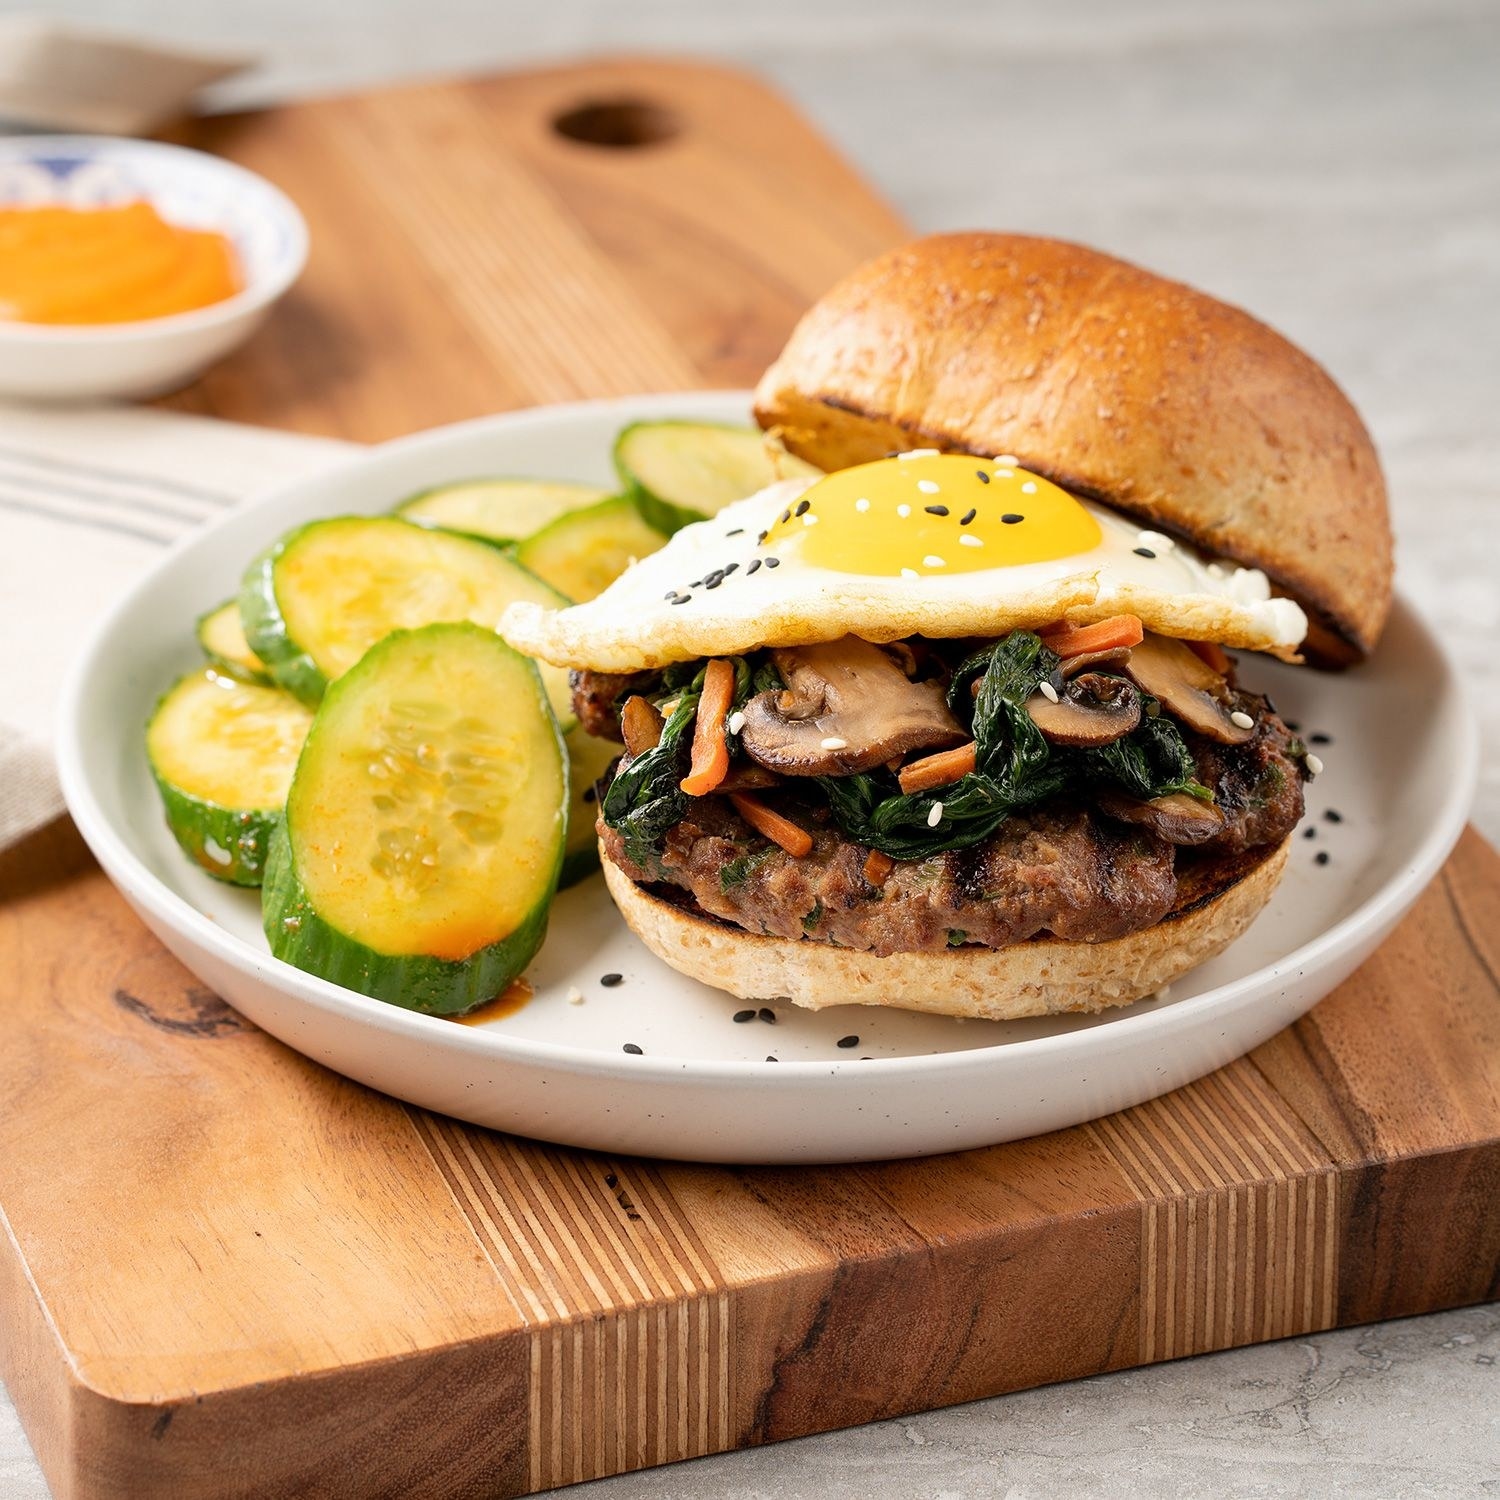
(1186, 639, 1233, 676)
(729, 793, 813, 858)
(1040, 614, 1144, 659)
(863, 849, 895, 887)
(620, 695, 664, 758)
(679, 658, 735, 795)
(897, 742, 977, 795)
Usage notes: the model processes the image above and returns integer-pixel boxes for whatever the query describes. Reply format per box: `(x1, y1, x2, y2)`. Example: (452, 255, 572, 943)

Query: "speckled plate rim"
(57, 393, 1479, 1089)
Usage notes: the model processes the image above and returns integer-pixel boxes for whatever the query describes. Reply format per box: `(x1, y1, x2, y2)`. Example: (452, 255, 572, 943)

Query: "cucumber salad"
(147, 421, 812, 1015)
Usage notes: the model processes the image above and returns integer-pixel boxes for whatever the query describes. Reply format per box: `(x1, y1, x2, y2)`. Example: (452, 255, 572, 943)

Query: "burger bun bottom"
(601, 838, 1289, 1021)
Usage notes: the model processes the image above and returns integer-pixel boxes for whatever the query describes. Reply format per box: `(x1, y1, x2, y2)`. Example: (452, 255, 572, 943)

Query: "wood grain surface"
(1, 56, 1496, 1500)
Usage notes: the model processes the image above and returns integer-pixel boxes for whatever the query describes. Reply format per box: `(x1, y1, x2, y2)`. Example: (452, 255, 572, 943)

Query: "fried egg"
(501, 454, 1307, 671)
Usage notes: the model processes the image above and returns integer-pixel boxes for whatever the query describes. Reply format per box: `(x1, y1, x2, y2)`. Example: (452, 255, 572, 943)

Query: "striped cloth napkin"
(0, 403, 351, 849)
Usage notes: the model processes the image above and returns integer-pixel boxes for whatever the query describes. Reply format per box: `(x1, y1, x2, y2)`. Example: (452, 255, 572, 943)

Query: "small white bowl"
(0, 135, 307, 401)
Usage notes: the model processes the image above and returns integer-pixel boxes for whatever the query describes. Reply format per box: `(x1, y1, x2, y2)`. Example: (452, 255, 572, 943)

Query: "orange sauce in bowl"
(0, 201, 241, 325)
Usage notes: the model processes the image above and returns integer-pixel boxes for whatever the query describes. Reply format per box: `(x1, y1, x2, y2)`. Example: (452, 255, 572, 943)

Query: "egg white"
(501, 477, 1307, 672)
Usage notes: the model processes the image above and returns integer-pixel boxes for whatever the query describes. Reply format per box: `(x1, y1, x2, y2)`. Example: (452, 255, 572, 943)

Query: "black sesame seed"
(622, 1043, 643, 1054)
(976, 471, 991, 484)
(757, 529, 768, 544)
(1310, 732, 1332, 745)
(722, 562, 739, 575)
(1324, 808, 1343, 823)
(582, 785, 597, 804)
(746, 558, 762, 575)
(704, 570, 725, 590)
(732, 1009, 755, 1023)
(780, 509, 791, 524)
(725, 527, 744, 537)
(1002, 513, 1025, 524)
(758, 1006, 776, 1024)
(766, 1055, 779, 1063)
(1303, 826, 1317, 840)
(671, 594, 691, 605)
(600, 972, 624, 987)
(1286, 720, 1302, 732)
(1315, 850, 1331, 866)
(959, 508, 977, 525)
(924, 504, 949, 516)
(765, 557, 781, 568)
(836, 1035, 860, 1049)
(1133, 547, 1157, 559)
(795, 499, 811, 517)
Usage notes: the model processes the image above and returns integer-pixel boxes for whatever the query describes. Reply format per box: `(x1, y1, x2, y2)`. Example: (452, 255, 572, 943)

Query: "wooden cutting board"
(2, 57, 1497, 1500)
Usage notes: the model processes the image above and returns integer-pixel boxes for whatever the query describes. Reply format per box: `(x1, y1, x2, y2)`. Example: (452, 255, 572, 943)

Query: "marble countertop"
(6, 0, 1498, 1494)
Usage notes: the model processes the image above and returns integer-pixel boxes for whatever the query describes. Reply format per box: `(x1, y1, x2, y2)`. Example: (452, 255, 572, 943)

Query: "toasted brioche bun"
(603, 837, 1289, 1020)
(754, 233, 1392, 662)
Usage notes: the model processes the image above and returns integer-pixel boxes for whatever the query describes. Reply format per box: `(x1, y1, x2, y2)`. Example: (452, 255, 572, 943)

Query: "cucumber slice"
(560, 726, 621, 888)
(240, 515, 575, 726)
(515, 495, 667, 603)
(147, 668, 313, 886)
(396, 478, 611, 545)
(196, 600, 270, 683)
(263, 623, 566, 1015)
(614, 421, 820, 532)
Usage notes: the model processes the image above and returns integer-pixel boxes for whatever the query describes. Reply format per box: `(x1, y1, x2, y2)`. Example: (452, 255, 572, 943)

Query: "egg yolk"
(763, 453, 1102, 577)
(0, 202, 240, 325)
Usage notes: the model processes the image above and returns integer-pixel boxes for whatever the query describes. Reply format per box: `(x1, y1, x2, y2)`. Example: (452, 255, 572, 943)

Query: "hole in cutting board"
(551, 98, 680, 148)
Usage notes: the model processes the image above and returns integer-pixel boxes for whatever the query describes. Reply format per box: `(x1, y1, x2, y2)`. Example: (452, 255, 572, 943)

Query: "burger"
(501, 233, 1393, 1020)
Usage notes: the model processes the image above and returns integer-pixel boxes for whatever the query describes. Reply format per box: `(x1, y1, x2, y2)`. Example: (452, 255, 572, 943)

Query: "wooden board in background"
(1, 56, 1496, 1500)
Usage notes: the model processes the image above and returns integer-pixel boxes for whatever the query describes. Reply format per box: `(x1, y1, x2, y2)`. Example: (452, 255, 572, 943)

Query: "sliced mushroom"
(1094, 788, 1227, 845)
(1026, 672, 1142, 748)
(570, 668, 655, 742)
(1058, 646, 1134, 679)
(739, 635, 966, 776)
(717, 762, 784, 792)
(619, 695, 665, 758)
(877, 640, 920, 678)
(1121, 633, 1253, 745)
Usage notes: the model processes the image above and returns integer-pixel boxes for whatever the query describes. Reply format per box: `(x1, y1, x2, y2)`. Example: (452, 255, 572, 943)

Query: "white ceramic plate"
(58, 393, 1477, 1163)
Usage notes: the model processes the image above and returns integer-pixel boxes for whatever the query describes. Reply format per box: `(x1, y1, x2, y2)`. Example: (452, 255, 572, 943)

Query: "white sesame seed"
(1137, 529, 1176, 553)
(820, 736, 848, 750)
(959, 534, 984, 548)
(855, 497, 870, 512)
(1230, 710, 1255, 730)
(1039, 680, 1061, 704)
(897, 503, 911, 518)
(993, 468, 1014, 479)
(923, 555, 946, 568)
(995, 454, 1019, 465)
(1306, 753, 1325, 777)
(1020, 480, 1038, 494)
(899, 447, 940, 459)
(927, 801, 944, 828)
(727, 710, 746, 735)
(803, 513, 819, 526)
(901, 567, 919, 580)
(916, 479, 940, 494)
(1155, 984, 1173, 1001)
(566, 986, 585, 1006)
